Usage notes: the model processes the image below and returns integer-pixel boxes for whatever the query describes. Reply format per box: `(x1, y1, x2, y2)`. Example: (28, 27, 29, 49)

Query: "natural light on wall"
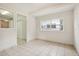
(40, 19, 63, 31)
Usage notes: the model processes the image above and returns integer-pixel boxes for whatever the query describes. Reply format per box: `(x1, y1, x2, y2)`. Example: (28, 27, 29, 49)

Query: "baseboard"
(35, 38, 74, 47)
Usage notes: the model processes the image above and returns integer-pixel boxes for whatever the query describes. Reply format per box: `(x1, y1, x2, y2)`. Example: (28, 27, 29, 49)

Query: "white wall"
(74, 4, 79, 54)
(0, 29, 17, 51)
(27, 14, 36, 42)
(36, 10, 74, 45)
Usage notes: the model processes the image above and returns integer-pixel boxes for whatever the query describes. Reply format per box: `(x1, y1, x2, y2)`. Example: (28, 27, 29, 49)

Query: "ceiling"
(0, 3, 55, 14)
(0, 3, 76, 16)
(32, 4, 75, 16)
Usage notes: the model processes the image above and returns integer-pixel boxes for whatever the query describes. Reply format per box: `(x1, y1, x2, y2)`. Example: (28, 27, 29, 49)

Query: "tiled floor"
(0, 39, 78, 56)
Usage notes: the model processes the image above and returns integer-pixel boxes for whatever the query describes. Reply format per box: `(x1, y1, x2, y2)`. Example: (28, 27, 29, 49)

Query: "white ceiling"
(0, 3, 55, 13)
(0, 3, 76, 16)
(32, 4, 75, 16)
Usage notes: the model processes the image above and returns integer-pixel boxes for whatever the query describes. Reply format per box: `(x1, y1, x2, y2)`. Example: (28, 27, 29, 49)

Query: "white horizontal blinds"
(60, 20, 63, 30)
(40, 20, 51, 31)
(51, 19, 61, 30)
(40, 19, 63, 31)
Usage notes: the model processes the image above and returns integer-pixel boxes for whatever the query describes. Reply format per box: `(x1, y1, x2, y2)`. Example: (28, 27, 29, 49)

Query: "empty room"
(0, 3, 79, 56)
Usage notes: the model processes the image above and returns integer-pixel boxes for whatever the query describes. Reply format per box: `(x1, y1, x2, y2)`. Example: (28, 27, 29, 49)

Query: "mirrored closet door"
(17, 14, 26, 45)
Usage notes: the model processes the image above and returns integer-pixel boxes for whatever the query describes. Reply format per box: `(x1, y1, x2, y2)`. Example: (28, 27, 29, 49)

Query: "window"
(40, 19, 63, 31)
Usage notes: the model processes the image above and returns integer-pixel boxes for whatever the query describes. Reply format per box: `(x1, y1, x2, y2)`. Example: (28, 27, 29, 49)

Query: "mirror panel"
(0, 9, 14, 28)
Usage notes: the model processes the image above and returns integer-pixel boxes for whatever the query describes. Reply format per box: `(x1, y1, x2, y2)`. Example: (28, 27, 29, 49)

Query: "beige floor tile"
(0, 39, 78, 56)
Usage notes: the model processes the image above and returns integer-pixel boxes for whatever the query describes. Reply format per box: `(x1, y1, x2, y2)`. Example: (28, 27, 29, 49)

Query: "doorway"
(17, 14, 26, 45)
